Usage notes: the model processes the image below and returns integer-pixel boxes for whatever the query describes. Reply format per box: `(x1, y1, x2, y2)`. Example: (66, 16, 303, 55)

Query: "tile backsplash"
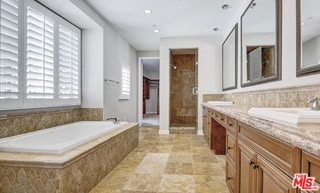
(0, 108, 103, 138)
(204, 83, 320, 108)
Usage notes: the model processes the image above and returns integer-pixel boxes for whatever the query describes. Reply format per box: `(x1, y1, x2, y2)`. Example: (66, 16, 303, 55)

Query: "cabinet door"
(238, 140, 257, 193)
(256, 156, 297, 193)
(226, 157, 237, 193)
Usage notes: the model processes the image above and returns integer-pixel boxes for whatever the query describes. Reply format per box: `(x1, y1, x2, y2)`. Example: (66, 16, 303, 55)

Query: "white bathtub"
(0, 121, 128, 154)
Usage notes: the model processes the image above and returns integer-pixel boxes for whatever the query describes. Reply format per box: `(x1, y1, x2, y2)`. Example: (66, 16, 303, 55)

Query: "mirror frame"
(222, 23, 238, 91)
(240, 0, 282, 87)
(296, 0, 320, 76)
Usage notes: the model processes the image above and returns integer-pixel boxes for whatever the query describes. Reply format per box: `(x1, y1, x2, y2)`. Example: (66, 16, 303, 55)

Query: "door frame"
(138, 57, 160, 125)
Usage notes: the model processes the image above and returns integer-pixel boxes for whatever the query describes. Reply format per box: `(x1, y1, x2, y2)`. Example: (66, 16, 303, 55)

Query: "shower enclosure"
(169, 48, 198, 134)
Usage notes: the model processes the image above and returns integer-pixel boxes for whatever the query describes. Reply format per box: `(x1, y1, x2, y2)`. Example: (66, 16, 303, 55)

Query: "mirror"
(222, 23, 238, 91)
(241, 0, 282, 87)
(296, 0, 320, 76)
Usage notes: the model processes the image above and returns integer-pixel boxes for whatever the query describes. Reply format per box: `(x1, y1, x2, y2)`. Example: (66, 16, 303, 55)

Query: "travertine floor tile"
(135, 162, 166, 174)
(140, 153, 169, 163)
(167, 153, 193, 163)
(192, 153, 218, 163)
(123, 173, 162, 192)
(193, 163, 225, 176)
(164, 162, 193, 175)
(158, 174, 195, 193)
(90, 127, 229, 193)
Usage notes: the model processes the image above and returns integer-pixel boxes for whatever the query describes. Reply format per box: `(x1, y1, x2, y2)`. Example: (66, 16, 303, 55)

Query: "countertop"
(202, 103, 320, 157)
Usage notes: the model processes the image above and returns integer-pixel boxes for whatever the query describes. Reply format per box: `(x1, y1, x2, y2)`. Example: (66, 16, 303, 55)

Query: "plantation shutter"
(58, 24, 79, 99)
(121, 66, 130, 95)
(0, 0, 19, 99)
(26, 6, 54, 99)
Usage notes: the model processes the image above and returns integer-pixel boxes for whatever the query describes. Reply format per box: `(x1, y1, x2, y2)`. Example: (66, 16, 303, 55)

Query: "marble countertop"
(202, 103, 320, 157)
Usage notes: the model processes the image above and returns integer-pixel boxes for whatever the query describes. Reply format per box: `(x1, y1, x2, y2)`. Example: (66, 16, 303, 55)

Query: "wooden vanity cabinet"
(202, 106, 320, 193)
(238, 122, 300, 193)
(202, 107, 211, 145)
(301, 151, 320, 193)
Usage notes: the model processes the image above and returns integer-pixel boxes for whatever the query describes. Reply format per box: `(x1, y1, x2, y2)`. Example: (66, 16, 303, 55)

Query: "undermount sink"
(207, 101, 234, 106)
(248, 107, 320, 126)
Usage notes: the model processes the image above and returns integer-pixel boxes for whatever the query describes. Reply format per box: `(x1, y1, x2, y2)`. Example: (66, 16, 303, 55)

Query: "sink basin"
(207, 101, 234, 106)
(248, 108, 320, 126)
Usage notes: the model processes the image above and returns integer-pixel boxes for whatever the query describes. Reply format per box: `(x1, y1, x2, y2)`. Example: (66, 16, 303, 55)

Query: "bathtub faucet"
(308, 96, 319, 111)
(106, 117, 119, 124)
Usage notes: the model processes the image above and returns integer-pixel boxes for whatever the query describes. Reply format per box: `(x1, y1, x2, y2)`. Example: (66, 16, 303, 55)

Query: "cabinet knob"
(228, 123, 233, 126)
(226, 177, 233, 181)
(227, 147, 233, 150)
(249, 159, 254, 165)
(251, 163, 258, 169)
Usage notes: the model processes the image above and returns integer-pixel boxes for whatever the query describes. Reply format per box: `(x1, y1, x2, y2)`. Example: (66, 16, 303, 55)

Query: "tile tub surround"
(202, 103, 320, 157)
(0, 123, 139, 193)
(0, 108, 103, 138)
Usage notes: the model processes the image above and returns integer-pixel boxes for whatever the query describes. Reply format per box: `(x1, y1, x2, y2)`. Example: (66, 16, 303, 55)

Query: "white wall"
(69, 0, 138, 122)
(223, 0, 320, 94)
(159, 36, 223, 134)
(81, 29, 104, 108)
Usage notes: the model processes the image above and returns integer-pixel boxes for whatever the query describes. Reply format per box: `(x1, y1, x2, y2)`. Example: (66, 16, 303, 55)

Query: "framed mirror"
(222, 23, 238, 91)
(241, 0, 282, 87)
(296, 0, 320, 76)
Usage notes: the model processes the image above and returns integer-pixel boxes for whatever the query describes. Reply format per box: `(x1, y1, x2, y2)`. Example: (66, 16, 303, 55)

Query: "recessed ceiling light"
(154, 29, 160, 33)
(144, 9, 152, 14)
(221, 4, 231, 10)
(213, 28, 219, 32)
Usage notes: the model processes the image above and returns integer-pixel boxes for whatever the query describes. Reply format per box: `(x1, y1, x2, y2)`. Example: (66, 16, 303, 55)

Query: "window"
(0, 0, 81, 110)
(0, 0, 20, 101)
(58, 24, 80, 99)
(120, 65, 130, 99)
(26, 6, 54, 99)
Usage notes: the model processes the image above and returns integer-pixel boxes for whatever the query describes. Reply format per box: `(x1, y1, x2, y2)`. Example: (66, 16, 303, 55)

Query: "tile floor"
(90, 126, 229, 193)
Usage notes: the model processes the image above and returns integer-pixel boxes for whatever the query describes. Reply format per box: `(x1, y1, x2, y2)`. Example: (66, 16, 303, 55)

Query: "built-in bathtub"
(0, 121, 128, 154)
(0, 121, 139, 193)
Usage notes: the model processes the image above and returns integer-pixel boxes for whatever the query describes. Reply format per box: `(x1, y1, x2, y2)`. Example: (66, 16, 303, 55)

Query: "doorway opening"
(169, 48, 198, 134)
(141, 58, 160, 126)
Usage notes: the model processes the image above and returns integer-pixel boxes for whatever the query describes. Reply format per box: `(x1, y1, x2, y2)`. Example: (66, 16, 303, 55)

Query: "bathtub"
(0, 121, 139, 193)
(0, 121, 128, 154)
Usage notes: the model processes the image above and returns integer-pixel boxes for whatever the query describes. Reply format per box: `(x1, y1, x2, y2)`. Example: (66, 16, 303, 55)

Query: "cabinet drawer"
(238, 122, 301, 175)
(226, 131, 237, 162)
(226, 116, 238, 135)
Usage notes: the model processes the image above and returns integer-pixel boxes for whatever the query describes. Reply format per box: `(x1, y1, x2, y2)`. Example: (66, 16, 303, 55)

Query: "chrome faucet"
(106, 117, 119, 124)
(308, 97, 320, 111)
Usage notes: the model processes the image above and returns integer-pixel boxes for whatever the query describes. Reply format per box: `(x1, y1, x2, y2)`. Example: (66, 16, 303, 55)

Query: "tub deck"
(0, 122, 139, 193)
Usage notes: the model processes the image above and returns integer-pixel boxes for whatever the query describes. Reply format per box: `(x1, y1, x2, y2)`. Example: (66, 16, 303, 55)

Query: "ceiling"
(85, 0, 244, 51)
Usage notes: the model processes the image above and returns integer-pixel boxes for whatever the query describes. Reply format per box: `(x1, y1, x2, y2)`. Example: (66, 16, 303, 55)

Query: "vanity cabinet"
(202, 107, 211, 145)
(301, 151, 320, 193)
(238, 122, 300, 193)
(201, 105, 320, 193)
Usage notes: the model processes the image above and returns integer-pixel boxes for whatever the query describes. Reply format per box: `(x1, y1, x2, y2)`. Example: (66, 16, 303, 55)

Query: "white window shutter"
(26, 6, 54, 99)
(119, 65, 130, 99)
(0, 0, 19, 99)
(58, 24, 79, 99)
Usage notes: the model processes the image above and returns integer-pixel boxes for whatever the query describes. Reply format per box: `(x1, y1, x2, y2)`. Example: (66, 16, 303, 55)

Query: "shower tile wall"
(204, 83, 320, 108)
(0, 108, 103, 138)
